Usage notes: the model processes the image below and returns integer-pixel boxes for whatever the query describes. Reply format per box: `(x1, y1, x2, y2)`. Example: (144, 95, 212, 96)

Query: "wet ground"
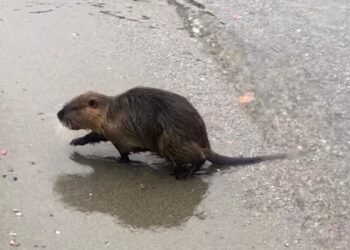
(0, 0, 349, 249)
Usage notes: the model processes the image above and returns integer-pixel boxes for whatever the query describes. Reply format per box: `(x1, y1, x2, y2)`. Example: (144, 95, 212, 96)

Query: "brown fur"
(57, 87, 285, 179)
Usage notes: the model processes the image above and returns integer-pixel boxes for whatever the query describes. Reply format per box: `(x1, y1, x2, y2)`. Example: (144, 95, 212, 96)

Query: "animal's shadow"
(54, 152, 210, 229)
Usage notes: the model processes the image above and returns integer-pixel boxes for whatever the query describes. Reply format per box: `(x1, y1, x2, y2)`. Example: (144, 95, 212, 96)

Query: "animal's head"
(57, 91, 110, 132)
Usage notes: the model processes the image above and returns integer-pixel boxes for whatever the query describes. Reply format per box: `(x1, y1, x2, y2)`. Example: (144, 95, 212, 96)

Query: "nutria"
(57, 87, 285, 179)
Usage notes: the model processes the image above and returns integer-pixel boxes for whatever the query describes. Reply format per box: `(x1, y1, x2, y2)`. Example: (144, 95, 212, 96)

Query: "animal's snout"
(57, 109, 65, 120)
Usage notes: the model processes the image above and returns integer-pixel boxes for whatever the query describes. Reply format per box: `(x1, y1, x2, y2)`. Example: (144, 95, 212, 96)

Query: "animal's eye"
(88, 99, 97, 108)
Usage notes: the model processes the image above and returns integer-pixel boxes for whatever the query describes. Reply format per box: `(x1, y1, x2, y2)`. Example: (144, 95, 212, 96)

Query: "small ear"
(88, 99, 98, 108)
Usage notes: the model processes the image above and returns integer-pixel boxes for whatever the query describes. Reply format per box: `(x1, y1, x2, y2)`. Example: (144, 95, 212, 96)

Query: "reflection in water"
(54, 152, 209, 229)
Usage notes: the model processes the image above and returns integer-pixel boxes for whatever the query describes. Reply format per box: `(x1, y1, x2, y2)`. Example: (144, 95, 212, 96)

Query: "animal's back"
(115, 87, 210, 153)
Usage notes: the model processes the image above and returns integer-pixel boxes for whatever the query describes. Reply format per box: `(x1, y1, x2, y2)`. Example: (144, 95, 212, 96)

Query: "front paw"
(70, 137, 86, 146)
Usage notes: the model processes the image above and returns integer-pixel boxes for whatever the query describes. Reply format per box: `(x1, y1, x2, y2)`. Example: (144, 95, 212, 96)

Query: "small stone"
(8, 168, 14, 172)
(192, 27, 200, 34)
(139, 184, 145, 190)
(34, 245, 39, 248)
(13, 209, 22, 216)
(1, 149, 8, 155)
(9, 240, 20, 247)
(293, 239, 301, 244)
(13, 177, 18, 181)
(192, 19, 200, 26)
(284, 243, 290, 247)
(104, 241, 110, 246)
(2, 174, 6, 178)
(30, 161, 36, 165)
(54, 230, 61, 235)
(88, 193, 93, 196)
(49, 213, 54, 217)
(195, 211, 206, 220)
(8, 231, 17, 237)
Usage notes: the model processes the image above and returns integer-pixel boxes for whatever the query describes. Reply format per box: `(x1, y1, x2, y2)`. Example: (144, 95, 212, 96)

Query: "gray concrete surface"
(0, 0, 349, 249)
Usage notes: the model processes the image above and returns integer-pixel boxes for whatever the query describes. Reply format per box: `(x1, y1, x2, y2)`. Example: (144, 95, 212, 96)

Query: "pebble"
(9, 240, 20, 247)
(192, 27, 200, 34)
(54, 230, 61, 235)
(293, 239, 301, 244)
(13, 209, 22, 217)
(8, 231, 17, 237)
(13, 177, 18, 181)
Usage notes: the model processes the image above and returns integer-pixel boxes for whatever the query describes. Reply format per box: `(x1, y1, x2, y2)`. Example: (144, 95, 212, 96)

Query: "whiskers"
(38, 112, 57, 118)
(55, 121, 75, 142)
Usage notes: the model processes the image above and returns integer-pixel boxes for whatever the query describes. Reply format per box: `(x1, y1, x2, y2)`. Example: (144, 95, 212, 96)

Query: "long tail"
(206, 150, 287, 166)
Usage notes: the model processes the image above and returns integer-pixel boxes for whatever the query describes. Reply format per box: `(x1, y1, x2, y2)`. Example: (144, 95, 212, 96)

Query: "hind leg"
(174, 161, 205, 180)
(157, 136, 206, 179)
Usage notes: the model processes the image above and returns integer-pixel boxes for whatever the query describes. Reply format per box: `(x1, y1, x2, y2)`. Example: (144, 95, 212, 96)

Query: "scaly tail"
(206, 150, 286, 166)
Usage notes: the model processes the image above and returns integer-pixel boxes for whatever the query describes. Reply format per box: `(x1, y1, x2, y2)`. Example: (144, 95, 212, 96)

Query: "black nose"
(57, 109, 64, 120)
